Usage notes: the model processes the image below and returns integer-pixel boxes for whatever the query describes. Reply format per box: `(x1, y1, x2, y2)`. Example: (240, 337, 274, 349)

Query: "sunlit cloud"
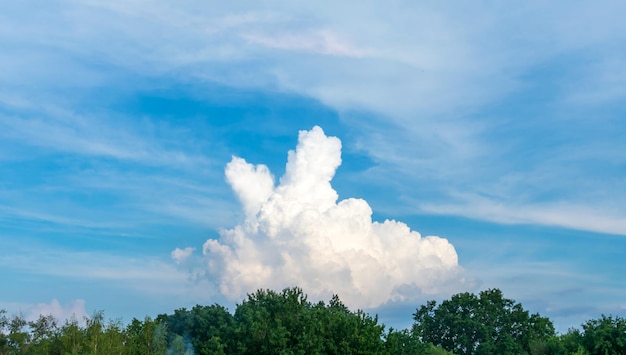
(177, 126, 466, 308)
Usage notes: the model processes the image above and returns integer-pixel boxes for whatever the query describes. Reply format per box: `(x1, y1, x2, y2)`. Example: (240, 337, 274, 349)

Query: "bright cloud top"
(187, 126, 464, 308)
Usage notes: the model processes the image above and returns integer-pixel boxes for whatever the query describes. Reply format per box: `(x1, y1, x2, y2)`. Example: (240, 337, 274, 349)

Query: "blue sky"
(1, 1, 625, 332)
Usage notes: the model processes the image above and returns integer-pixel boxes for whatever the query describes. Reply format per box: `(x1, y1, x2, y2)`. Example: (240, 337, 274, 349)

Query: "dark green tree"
(385, 328, 453, 355)
(231, 287, 387, 354)
(233, 288, 304, 354)
(161, 304, 234, 354)
(126, 316, 166, 355)
(580, 315, 626, 355)
(412, 289, 555, 355)
(315, 294, 386, 354)
(189, 304, 233, 354)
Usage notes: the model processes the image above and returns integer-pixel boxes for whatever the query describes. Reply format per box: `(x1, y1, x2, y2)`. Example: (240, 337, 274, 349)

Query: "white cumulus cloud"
(187, 126, 465, 308)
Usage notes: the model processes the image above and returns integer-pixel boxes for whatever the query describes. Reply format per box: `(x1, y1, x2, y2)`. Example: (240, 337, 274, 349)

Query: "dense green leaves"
(1, 288, 624, 354)
(167, 304, 235, 354)
(384, 328, 453, 355)
(162, 287, 389, 354)
(581, 315, 626, 355)
(412, 289, 555, 355)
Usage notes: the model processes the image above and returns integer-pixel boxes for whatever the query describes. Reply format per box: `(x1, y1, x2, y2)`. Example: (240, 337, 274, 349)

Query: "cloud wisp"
(0, 299, 89, 326)
(177, 126, 465, 308)
(27, 299, 88, 324)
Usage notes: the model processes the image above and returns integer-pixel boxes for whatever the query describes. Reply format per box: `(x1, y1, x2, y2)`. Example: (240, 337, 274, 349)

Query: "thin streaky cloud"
(1, 246, 190, 287)
(419, 197, 626, 237)
(243, 29, 366, 57)
(0, 111, 211, 168)
(0, 205, 136, 231)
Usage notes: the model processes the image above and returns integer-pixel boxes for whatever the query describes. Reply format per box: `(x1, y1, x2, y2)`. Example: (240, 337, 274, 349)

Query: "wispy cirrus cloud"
(420, 195, 626, 237)
(0, 104, 230, 236)
(0, 112, 210, 167)
(0, 244, 200, 296)
(243, 29, 365, 57)
(1, 1, 624, 236)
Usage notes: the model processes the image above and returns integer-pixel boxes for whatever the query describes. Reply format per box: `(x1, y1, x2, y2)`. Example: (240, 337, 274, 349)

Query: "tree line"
(1, 287, 624, 354)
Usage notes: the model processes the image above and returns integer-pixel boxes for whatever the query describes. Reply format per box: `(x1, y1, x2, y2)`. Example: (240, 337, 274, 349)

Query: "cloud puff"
(194, 126, 464, 308)
(171, 247, 195, 264)
(27, 299, 88, 324)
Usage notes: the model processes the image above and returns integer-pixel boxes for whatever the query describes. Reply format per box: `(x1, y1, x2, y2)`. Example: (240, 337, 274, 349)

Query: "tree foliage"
(412, 289, 555, 355)
(580, 315, 626, 355)
(161, 287, 390, 354)
(1, 287, 624, 354)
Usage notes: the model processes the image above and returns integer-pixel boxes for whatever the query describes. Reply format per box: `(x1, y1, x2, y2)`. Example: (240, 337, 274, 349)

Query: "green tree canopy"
(15, 286, 626, 355)
(412, 288, 555, 355)
(580, 314, 626, 355)
(162, 287, 389, 354)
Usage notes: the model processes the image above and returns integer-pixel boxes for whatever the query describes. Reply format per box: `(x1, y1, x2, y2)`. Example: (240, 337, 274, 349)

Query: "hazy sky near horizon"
(1, 1, 625, 332)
